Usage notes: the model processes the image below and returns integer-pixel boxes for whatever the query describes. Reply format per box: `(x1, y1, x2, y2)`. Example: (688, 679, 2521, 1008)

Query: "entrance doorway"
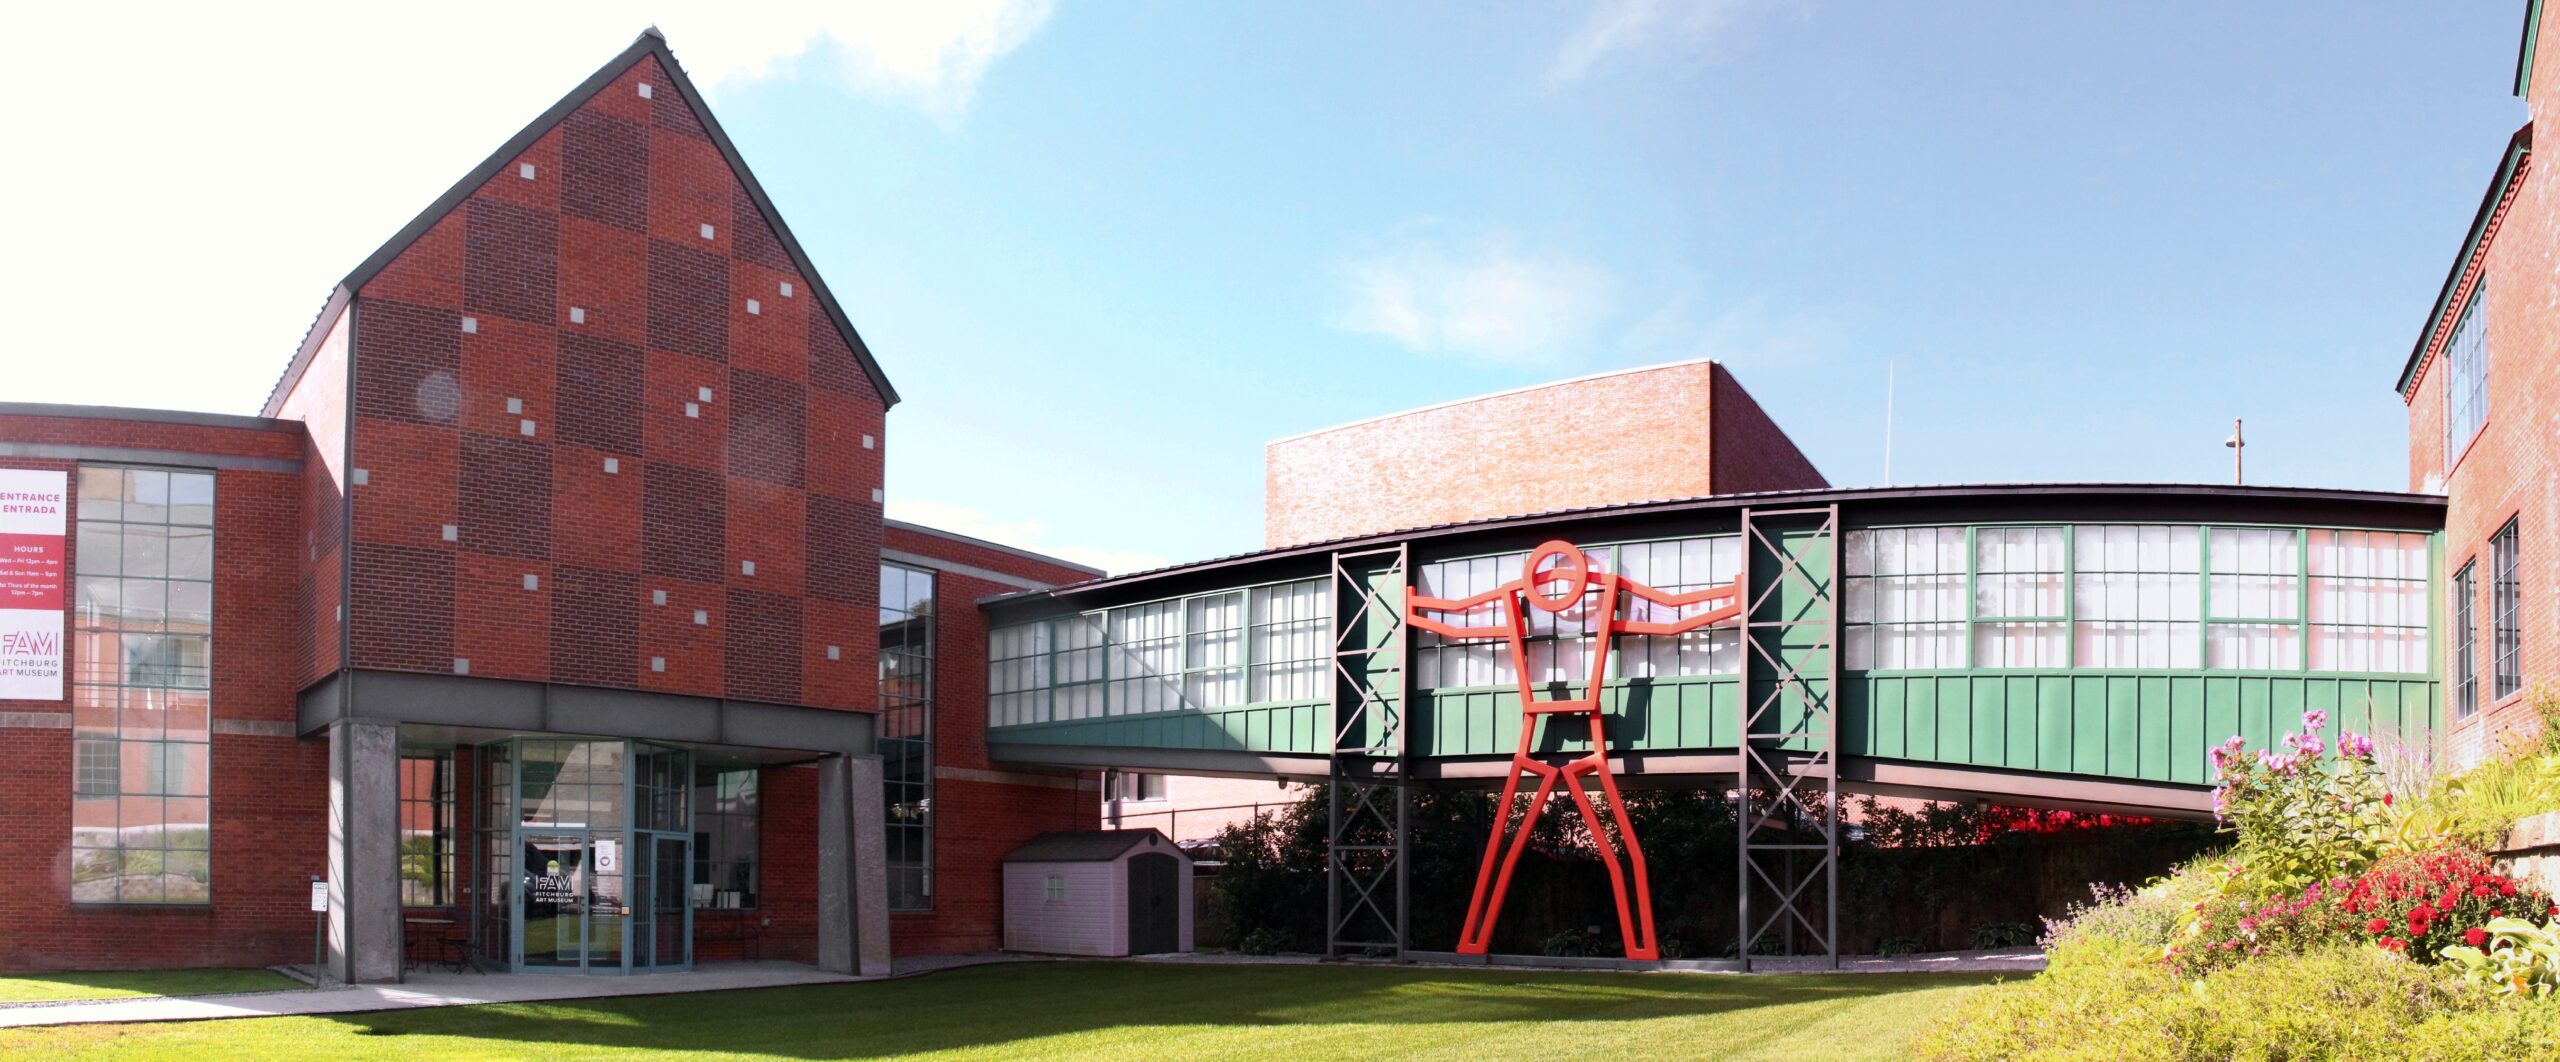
(1127, 852, 1179, 955)
(473, 738, 693, 973)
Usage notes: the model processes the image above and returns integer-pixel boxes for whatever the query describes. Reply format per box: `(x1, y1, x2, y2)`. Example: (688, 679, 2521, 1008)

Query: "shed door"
(1126, 853, 1179, 955)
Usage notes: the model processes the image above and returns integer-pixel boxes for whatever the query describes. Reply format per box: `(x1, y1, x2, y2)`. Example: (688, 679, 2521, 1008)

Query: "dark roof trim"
(1001, 828, 1177, 863)
(885, 518, 1106, 577)
(1008, 481, 2449, 602)
(0, 401, 296, 434)
(258, 284, 351, 417)
(2398, 127, 2531, 398)
(314, 29, 899, 409)
(2522, 0, 2547, 97)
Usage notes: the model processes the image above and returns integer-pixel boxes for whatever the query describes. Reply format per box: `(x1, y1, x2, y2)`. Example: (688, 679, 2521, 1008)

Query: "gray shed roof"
(1003, 829, 1176, 863)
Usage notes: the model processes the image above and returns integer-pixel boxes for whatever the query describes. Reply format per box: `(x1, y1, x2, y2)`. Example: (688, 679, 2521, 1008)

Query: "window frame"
(398, 751, 456, 908)
(2444, 279, 2490, 471)
(2493, 518, 2523, 701)
(881, 561, 936, 913)
(2453, 560, 2480, 719)
(691, 766, 760, 911)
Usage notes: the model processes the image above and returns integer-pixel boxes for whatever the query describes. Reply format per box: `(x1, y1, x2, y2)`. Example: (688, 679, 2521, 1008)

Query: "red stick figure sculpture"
(1408, 540, 1741, 960)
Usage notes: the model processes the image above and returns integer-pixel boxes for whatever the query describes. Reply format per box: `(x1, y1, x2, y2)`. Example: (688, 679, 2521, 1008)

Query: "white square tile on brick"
(352, 468, 369, 486)
(652, 589, 667, 606)
(461, 316, 478, 334)
(454, 659, 471, 676)
(638, 82, 653, 98)
(698, 386, 714, 402)
(520, 419, 538, 437)
(507, 397, 523, 414)
(523, 574, 540, 591)
(871, 488, 884, 503)
(519, 163, 536, 180)
(651, 656, 665, 672)
(684, 402, 700, 419)
(827, 645, 841, 661)
(779, 281, 793, 297)
(693, 609, 708, 625)
(862, 435, 875, 450)
(700, 222, 715, 240)
(569, 307, 586, 325)
(741, 560, 756, 576)
(604, 457, 620, 474)
(441, 524, 457, 542)
(746, 299, 760, 316)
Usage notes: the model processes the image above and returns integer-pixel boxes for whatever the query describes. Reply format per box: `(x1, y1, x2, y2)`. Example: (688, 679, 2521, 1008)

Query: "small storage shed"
(1002, 829, 1194, 956)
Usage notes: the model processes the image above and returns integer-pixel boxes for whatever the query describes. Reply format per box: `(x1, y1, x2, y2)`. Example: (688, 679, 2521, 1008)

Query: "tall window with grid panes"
(70, 466, 215, 904)
(880, 563, 935, 910)
(1841, 524, 2427, 678)
(985, 577, 1332, 727)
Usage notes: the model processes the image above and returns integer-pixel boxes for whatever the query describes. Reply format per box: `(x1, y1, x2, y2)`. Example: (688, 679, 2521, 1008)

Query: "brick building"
(1263, 359, 1824, 549)
(2399, 4, 2560, 764)
(0, 31, 1094, 979)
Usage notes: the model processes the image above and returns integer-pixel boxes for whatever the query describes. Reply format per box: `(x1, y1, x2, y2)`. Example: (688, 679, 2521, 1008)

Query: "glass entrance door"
(473, 738, 693, 974)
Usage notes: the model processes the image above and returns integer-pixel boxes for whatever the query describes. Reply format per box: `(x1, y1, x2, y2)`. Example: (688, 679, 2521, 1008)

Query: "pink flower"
(2301, 709, 2330, 732)
(2339, 732, 2375, 759)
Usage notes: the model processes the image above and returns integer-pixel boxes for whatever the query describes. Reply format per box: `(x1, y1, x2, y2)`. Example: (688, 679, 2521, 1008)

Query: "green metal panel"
(2071, 676, 2106, 774)
(2037, 677, 2072, 773)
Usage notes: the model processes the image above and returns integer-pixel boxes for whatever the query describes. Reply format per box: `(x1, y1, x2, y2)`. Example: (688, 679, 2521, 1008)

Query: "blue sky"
(2, 3, 2532, 572)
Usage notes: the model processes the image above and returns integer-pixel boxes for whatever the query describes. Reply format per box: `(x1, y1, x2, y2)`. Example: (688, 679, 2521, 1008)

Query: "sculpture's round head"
(1523, 541, 1590, 614)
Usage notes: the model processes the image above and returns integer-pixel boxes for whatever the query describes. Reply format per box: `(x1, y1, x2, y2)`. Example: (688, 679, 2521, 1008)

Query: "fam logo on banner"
(0, 469, 68, 701)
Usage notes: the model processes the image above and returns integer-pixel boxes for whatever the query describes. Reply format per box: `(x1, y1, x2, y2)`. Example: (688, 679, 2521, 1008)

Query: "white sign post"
(310, 876, 329, 989)
(0, 469, 67, 701)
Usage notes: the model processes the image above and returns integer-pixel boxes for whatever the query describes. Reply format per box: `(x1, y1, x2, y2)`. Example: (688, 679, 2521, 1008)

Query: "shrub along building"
(0, 31, 1095, 979)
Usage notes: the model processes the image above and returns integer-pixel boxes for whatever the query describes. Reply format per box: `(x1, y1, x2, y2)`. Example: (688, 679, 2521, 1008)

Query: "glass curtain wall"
(471, 738, 693, 973)
(881, 563, 936, 911)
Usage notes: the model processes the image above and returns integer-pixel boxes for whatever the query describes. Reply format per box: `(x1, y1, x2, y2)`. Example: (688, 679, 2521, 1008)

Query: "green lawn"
(0, 967, 299, 1004)
(0, 960, 1991, 1060)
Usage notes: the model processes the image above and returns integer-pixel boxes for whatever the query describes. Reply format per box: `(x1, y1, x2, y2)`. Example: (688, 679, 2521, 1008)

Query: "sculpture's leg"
(1458, 758, 1557, 955)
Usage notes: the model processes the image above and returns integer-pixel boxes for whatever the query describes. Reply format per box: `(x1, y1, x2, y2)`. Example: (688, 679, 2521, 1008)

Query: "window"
(2494, 519, 2523, 700)
(987, 622, 1051, 727)
(1248, 579, 1328, 701)
(1106, 771, 1167, 802)
(1415, 553, 1519, 689)
(881, 562, 935, 911)
(1611, 538, 1742, 679)
(70, 466, 214, 904)
(2071, 525, 2201, 669)
(2206, 528, 2300, 670)
(1045, 874, 1066, 902)
(1053, 614, 1106, 721)
(1104, 600, 1181, 715)
(2445, 280, 2489, 467)
(1973, 527, 2066, 668)
(692, 768, 758, 908)
(2307, 531, 2430, 674)
(1844, 527, 1966, 669)
(2453, 562, 2479, 719)
(1182, 592, 1245, 709)
(399, 753, 456, 907)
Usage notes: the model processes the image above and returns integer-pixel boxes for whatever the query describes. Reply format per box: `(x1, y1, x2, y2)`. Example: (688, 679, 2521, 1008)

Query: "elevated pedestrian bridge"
(977, 484, 2445, 961)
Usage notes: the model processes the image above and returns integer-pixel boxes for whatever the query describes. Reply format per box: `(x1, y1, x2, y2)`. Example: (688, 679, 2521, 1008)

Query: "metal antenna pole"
(2224, 418, 2244, 485)
(1882, 361, 1895, 487)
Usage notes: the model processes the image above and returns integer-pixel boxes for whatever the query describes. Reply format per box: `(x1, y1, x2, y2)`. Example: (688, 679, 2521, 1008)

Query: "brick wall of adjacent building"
(884, 524, 1097, 956)
(0, 414, 325, 971)
(2407, 11, 2560, 765)
(331, 53, 887, 710)
(1262, 359, 1825, 548)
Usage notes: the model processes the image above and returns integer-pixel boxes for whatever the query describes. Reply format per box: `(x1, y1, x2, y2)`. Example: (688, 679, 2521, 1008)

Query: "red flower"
(2465, 928, 2490, 947)
(2367, 918, 2390, 935)
(2379, 937, 2407, 952)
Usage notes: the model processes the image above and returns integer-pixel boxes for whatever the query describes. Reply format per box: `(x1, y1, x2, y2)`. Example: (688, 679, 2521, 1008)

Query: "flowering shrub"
(2441, 916, 2560, 999)
(2173, 846, 2555, 976)
(2205, 710, 2392, 900)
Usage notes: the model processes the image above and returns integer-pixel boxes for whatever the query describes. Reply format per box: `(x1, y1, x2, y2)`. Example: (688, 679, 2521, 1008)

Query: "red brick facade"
(0, 413, 326, 971)
(882, 523, 1099, 956)
(308, 52, 889, 707)
(1262, 359, 1824, 548)
(2403, 11, 2560, 764)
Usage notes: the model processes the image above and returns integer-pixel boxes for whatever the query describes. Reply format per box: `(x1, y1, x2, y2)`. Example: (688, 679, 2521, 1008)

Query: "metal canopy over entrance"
(473, 738, 695, 974)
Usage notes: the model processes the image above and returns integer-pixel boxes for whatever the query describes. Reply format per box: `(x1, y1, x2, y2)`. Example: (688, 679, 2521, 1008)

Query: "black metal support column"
(1326, 545, 1409, 959)
(1737, 505, 1841, 970)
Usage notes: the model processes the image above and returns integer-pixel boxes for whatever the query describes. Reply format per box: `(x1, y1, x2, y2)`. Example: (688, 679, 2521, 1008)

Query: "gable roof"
(265, 28, 897, 415)
(2522, 0, 2546, 97)
(2396, 125, 2531, 399)
(1002, 829, 1179, 863)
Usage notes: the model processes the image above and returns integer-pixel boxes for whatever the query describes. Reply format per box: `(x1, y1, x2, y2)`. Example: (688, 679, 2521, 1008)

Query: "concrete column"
(327, 720, 403, 984)
(816, 754, 891, 976)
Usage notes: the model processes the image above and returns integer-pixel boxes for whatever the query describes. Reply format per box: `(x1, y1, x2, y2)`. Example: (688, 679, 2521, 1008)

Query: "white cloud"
(0, 3, 1050, 417)
(666, 1, 1054, 117)
(1551, 0, 1781, 84)
(886, 499, 1172, 578)
(1336, 227, 1618, 367)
